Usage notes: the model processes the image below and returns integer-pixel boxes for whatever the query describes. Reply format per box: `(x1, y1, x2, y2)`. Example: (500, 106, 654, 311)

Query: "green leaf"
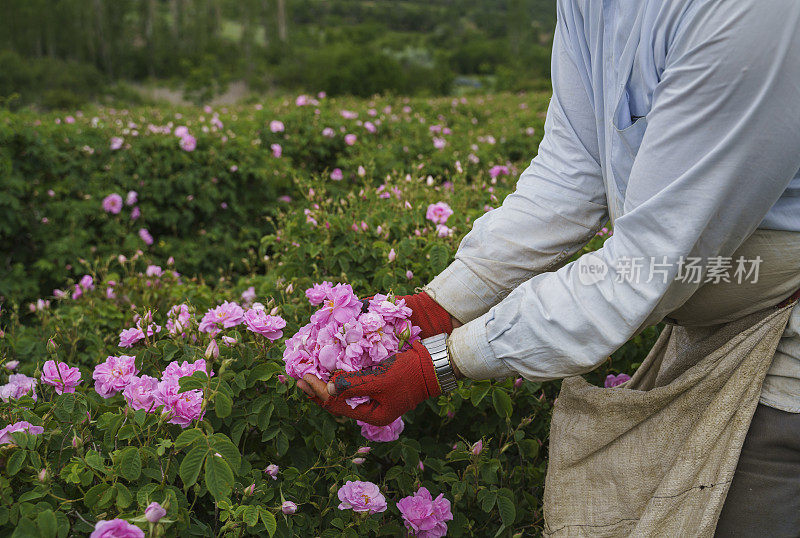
(429, 244, 450, 273)
(84, 483, 110, 510)
(478, 488, 498, 512)
(179, 446, 208, 488)
(204, 454, 234, 501)
(85, 450, 106, 472)
(260, 508, 277, 537)
(36, 510, 57, 538)
(7, 450, 26, 476)
(209, 435, 241, 473)
(496, 489, 516, 527)
(175, 428, 205, 449)
(53, 393, 76, 422)
(97, 482, 116, 508)
(242, 505, 259, 527)
(492, 389, 513, 419)
(17, 490, 44, 503)
(11, 517, 37, 538)
(247, 363, 276, 386)
(117, 447, 142, 481)
(470, 382, 492, 406)
(519, 439, 540, 460)
(214, 391, 232, 418)
(115, 483, 133, 509)
(179, 372, 208, 393)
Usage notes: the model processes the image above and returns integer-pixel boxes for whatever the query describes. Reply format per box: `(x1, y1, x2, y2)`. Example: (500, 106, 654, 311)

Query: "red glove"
(361, 291, 453, 339)
(319, 340, 441, 426)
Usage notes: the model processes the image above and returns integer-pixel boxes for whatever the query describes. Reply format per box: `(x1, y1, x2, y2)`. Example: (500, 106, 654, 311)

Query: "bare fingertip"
(327, 382, 336, 396)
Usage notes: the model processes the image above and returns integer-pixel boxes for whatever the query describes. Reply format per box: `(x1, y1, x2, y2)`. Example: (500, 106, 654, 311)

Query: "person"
(298, 0, 800, 535)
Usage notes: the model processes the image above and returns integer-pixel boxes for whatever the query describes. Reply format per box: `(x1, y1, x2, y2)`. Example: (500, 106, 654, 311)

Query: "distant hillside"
(0, 0, 556, 107)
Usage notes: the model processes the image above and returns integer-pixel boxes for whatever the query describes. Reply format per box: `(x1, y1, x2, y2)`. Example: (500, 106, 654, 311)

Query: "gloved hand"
(361, 291, 454, 339)
(298, 339, 441, 426)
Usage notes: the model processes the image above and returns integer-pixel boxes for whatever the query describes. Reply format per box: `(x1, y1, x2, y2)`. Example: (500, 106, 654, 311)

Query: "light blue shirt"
(425, 0, 800, 409)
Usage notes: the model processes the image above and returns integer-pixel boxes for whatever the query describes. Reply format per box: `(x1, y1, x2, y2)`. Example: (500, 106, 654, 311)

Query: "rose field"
(0, 93, 654, 537)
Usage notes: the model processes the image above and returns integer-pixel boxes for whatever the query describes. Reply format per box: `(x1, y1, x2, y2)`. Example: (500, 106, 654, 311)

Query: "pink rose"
(102, 193, 123, 214)
(605, 373, 631, 388)
(425, 202, 453, 225)
(269, 120, 285, 133)
(41, 360, 82, 394)
(110, 137, 124, 150)
(138, 228, 154, 246)
(90, 519, 144, 538)
(357, 417, 404, 442)
(198, 301, 245, 335)
(0, 421, 44, 445)
(305, 282, 332, 306)
(93, 355, 139, 398)
(337, 481, 387, 514)
(0, 374, 37, 402)
(397, 487, 453, 538)
(243, 309, 287, 341)
(123, 375, 159, 412)
(180, 134, 197, 152)
(281, 501, 297, 514)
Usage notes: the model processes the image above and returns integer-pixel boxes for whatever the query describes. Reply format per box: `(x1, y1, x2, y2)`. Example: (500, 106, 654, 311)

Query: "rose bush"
(0, 94, 657, 536)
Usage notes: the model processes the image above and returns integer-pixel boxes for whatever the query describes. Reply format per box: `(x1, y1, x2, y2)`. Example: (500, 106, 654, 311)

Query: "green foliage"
(0, 92, 550, 305)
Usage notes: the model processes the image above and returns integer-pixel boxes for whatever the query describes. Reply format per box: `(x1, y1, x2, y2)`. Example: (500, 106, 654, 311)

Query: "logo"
(577, 252, 609, 285)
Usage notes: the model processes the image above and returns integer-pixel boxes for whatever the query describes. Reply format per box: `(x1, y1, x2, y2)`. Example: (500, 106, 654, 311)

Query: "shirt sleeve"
(424, 7, 608, 325)
(447, 0, 800, 381)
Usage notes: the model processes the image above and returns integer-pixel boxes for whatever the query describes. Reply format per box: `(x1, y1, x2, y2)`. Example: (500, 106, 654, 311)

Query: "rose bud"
(145, 501, 167, 523)
(205, 339, 219, 360)
(281, 501, 297, 514)
(265, 464, 279, 480)
(38, 469, 48, 482)
(352, 458, 365, 465)
(356, 447, 371, 455)
(471, 440, 484, 456)
(514, 377, 524, 388)
(244, 483, 255, 496)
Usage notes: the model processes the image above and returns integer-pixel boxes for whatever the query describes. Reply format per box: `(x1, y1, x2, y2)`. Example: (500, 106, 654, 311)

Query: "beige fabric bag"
(542, 301, 796, 537)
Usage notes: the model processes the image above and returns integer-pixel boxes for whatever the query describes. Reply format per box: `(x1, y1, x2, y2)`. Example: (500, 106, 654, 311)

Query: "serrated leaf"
(496, 489, 516, 527)
(117, 447, 142, 481)
(470, 382, 492, 406)
(179, 372, 207, 393)
(478, 488, 498, 512)
(174, 428, 205, 449)
(204, 454, 233, 501)
(53, 393, 76, 422)
(243, 505, 259, 527)
(11, 517, 37, 538)
(97, 482, 116, 509)
(36, 509, 57, 538)
(7, 450, 26, 475)
(214, 392, 232, 418)
(429, 244, 450, 273)
(179, 446, 208, 487)
(260, 508, 277, 537)
(84, 483, 109, 509)
(115, 483, 132, 509)
(209, 435, 241, 473)
(85, 451, 105, 472)
(492, 389, 513, 419)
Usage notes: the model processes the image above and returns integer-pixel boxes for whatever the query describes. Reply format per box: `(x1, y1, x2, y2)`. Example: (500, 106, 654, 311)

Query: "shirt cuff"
(447, 313, 516, 380)
(423, 259, 500, 324)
